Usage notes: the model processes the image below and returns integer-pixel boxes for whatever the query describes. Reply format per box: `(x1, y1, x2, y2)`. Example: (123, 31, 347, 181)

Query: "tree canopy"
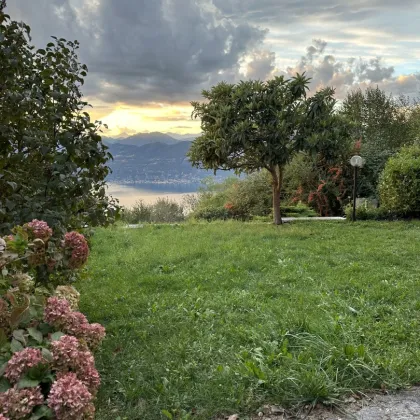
(0, 4, 119, 235)
(188, 74, 349, 224)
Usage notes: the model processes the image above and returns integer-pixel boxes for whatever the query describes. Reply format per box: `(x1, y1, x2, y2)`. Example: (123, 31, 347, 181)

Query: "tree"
(0, 3, 119, 235)
(341, 87, 414, 198)
(188, 75, 348, 224)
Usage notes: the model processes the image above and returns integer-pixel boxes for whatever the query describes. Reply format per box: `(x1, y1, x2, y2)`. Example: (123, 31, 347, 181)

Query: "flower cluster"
(55, 285, 80, 310)
(64, 231, 89, 269)
(25, 219, 53, 242)
(4, 348, 43, 384)
(51, 335, 101, 394)
(44, 297, 105, 351)
(48, 373, 95, 420)
(0, 386, 44, 419)
(44, 297, 72, 329)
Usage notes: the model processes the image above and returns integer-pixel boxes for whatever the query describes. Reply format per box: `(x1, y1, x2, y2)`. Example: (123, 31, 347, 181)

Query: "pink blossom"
(51, 335, 100, 393)
(44, 297, 72, 328)
(64, 232, 89, 269)
(63, 311, 89, 336)
(0, 415, 9, 420)
(4, 348, 43, 384)
(51, 335, 81, 370)
(26, 219, 53, 241)
(0, 386, 44, 418)
(81, 323, 106, 350)
(47, 373, 94, 420)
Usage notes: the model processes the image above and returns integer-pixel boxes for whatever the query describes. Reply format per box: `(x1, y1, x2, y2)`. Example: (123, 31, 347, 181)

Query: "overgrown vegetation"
(83, 222, 420, 419)
(122, 198, 185, 224)
(0, 4, 119, 235)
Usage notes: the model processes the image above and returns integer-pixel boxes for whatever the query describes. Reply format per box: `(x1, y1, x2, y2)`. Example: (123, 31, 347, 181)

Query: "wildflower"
(0, 386, 44, 418)
(25, 219, 53, 241)
(64, 232, 89, 269)
(44, 297, 72, 329)
(47, 373, 94, 420)
(4, 348, 43, 384)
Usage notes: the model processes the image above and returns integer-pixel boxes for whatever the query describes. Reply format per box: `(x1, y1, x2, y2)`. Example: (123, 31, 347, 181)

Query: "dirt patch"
(226, 387, 420, 420)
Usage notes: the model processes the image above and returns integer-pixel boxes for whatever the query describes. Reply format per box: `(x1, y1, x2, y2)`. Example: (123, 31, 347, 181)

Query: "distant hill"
(103, 132, 232, 185)
(104, 132, 182, 148)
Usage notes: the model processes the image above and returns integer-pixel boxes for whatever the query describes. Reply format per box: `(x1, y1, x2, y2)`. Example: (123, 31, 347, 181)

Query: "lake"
(106, 183, 199, 207)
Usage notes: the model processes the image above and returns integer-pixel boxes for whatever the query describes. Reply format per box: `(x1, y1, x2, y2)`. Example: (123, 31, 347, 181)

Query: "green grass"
(79, 221, 420, 419)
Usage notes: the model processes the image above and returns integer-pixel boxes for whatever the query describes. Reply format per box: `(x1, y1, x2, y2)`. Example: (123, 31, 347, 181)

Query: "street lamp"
(350, 155, 364, 221)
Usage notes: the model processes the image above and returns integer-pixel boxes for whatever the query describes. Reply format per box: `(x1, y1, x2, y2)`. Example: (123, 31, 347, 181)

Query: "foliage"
(0, 220, 89, 288)
(0, 6, 119, 236)
(341, 87, 416, 198)
(190, 175, 316, 221)
(122, 198, 185, 224)
(0, 219, 105, 419)
(344, 202, 394, 221)
(379, 145, 420, 216)
(84, 222, 420, 419)
(188, 75, 350, 224)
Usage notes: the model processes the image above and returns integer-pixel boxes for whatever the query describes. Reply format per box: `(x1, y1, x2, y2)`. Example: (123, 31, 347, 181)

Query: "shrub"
(379, 145, 420, 216)
(0, 5, 120, 235)
(344, 203, 394, 221)
(121, 198, 185, 224)
(0, 220, 105, 419)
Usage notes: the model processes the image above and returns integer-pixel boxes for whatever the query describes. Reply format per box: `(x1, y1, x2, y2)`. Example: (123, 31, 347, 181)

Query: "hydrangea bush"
(0, 221, 105, 419)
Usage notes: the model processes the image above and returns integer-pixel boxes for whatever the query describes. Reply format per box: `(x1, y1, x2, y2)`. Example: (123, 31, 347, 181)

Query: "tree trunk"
(270, 165, 283, 225)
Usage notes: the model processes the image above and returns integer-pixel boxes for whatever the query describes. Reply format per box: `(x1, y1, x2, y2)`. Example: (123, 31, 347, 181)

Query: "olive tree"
(188, 75, 347, 224)
(0, 2, 119, 234)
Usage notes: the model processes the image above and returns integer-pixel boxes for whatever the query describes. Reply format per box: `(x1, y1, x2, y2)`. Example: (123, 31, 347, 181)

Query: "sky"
(7, 0, 420, 137)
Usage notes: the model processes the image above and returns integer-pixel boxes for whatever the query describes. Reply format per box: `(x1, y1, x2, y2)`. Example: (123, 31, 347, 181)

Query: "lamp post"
(350, 155, 364, 221)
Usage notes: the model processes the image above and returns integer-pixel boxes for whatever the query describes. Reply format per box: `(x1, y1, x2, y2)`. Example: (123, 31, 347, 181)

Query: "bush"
(122, 198, 185, 224)
(191, 175, 317, 221)
(379, 145, 420, 216)
(345, 204, 394, 221)
(0, 220, 105, 419)
(0, 6, 119, 235)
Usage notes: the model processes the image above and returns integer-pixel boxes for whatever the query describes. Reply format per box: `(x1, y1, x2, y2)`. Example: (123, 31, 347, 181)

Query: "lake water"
(106, 183, 199, 207)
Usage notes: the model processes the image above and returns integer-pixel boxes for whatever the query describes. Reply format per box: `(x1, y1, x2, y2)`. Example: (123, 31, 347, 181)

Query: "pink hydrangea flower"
(81, 323, 106, 350)
(47, 372, 95, 420)
(0, 386, 44, 418)
(26, 219, 53, 241)
(64, 232, 89, 269)
(63, 311, 89, 336)
(0, 414, 9, 420)
(44, 297, 72, 328)
(4, 348, 43, 383)
(51, 335, 81, 370)
(51, 335, 100, 394)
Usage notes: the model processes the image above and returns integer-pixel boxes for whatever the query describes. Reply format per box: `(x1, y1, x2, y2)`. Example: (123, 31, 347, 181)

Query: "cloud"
(7, 0, 420, 111)
(283, 39, 419, 99)
(8, 0, 266, 105)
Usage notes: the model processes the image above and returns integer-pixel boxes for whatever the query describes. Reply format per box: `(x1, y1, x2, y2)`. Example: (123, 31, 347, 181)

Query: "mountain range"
(103, 132, 227, 185)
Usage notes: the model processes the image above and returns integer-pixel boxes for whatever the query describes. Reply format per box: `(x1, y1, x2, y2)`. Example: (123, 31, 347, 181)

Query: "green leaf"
(30, 405, 53, 420)
(17, 377, 41, 389)
(11, 338, 24, 353)
(41, 348, 54, 363)
(161, 410, 173, 419)
(13, 329, 26, 345)
(37, 49, 46, 55)
(50, 331, 64, 341)
(27, 327, 43, 344)
(0, 377, 11, 393)
(0, 361, 7, 376)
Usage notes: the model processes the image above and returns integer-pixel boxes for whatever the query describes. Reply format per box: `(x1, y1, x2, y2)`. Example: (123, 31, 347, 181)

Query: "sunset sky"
(8, 1, 420, 137)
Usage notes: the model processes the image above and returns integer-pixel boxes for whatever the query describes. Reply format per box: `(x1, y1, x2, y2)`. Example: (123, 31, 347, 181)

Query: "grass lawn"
(79, 221, 420, 419)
